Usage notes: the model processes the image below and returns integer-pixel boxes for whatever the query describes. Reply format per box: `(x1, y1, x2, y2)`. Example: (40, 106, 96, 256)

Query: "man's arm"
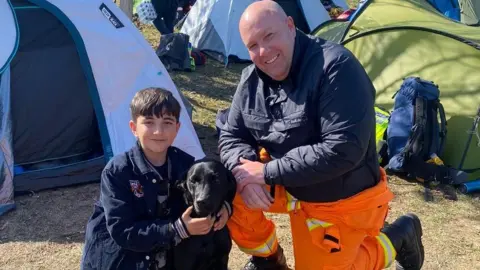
(218, 98, 258, 171)
(264, 51, 375, 187)
(101, 169, 187, 252)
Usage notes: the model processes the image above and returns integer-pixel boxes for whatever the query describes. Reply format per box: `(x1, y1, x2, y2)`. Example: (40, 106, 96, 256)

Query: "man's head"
(239, 0, 296, 81)
(129, 87, 181, 154)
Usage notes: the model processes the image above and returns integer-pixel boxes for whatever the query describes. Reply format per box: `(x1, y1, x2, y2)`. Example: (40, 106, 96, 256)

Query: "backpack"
(386, 77, 467, 186)
(156, 33, 194, 72)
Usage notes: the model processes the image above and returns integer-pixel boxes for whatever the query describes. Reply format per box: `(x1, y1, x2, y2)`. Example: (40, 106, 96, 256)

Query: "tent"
(180, 0, 349, 63)
(427, 0, 460, 21)
(313, 0, 480, 180)
(0, 0, 205, 216)
(459, 0, 480, 25)
(427, 0, 480, 25)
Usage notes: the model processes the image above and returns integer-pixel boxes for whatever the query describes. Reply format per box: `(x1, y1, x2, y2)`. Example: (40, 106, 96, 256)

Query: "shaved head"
(240, 0, 288, 26)
(239, 0, 296, 81)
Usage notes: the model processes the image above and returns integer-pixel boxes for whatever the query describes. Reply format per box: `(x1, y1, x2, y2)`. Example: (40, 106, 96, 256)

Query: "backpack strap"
(423, 98, 435, 160)
(402, 96, 427, 160)
(403, 155, 469, 185)
(401, 97, 470, 188)
(437, 101, 447, 156)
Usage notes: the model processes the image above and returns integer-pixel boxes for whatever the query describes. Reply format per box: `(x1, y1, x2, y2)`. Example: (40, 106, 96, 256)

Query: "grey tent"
(180, 0, 349, 63)
(460, 0, 480, 25)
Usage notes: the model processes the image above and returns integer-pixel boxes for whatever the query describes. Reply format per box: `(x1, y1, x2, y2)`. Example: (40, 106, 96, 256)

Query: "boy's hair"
(130, 87, 181, 122)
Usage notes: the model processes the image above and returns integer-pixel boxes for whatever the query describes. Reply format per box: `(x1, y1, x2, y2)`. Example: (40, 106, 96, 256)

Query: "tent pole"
(458, 105, 480, 170)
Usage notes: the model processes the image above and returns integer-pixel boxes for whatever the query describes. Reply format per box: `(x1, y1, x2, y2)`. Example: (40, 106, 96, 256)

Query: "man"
(218, 1, 425, 270)
(151, 0, 190, 34)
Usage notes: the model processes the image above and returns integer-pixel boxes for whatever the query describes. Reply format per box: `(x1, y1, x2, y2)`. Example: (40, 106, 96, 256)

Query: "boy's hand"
(181, 206, 214, 236)
(213, 205, 229, 231)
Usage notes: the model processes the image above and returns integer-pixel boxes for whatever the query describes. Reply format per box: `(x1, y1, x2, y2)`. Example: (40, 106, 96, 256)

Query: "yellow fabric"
(376, 232, 397, 268)
(238, 230, 279, 257)
(374, 106, 389, 144)
(374, 106, 390, 162)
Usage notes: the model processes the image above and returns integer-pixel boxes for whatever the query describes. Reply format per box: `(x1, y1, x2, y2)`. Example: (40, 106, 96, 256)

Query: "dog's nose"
(196, 199, 214, 212)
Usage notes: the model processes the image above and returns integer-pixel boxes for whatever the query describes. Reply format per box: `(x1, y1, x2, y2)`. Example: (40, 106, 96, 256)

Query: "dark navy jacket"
(218, 30, 380, 203)
(81, 144, 194, 270)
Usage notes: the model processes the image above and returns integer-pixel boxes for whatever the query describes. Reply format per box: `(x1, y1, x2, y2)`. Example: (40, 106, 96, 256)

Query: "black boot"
(242, 246, 291, 270)
(382, 213, 425, 270)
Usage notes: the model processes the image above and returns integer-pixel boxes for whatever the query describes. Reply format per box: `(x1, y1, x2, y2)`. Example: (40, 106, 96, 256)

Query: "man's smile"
(265, 54, 280, 64)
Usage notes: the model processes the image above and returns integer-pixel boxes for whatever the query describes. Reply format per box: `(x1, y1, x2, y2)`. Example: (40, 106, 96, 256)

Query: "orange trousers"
(227, 168, 396, 270)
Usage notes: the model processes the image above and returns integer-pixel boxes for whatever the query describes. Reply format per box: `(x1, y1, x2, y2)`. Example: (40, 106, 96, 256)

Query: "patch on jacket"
(129, 180, 144, 198)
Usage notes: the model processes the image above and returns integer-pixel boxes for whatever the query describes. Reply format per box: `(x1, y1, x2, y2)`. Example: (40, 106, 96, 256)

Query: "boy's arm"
(101, 168, 189, 252)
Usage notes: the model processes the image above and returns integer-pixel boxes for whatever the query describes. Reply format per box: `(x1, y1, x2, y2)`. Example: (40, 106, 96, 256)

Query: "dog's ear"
(226, 169, 237, 194)
(177, 179, 187, 192)
(222, 168, 237, 206)
(176, 170, 188, 191)
(177, 171, 194, 205)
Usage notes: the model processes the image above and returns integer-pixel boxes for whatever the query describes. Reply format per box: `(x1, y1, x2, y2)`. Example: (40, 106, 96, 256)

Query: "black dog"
(174, 158, 236, 270)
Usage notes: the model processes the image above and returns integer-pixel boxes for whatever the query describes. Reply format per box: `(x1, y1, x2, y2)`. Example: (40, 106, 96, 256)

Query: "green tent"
(459, 0, 480, 25)
(313, 0, 480, 180)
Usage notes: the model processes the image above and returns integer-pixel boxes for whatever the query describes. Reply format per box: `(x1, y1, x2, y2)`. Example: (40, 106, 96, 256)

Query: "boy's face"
(129, 113, 180, 155)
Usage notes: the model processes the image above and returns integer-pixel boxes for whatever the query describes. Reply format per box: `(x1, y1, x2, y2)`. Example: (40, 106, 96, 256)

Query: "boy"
(81, 87, 232, 270)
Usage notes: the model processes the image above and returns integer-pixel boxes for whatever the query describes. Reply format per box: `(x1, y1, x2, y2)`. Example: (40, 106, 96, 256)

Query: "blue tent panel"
(428, 0, 460, 21)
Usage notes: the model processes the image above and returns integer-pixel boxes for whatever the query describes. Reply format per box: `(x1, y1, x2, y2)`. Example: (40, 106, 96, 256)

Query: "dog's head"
(178, 158, 236, 218)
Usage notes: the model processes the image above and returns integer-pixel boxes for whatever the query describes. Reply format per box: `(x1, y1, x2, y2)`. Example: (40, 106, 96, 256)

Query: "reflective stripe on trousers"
(376, 232, 396, 268)
(238, 230, 279, 256)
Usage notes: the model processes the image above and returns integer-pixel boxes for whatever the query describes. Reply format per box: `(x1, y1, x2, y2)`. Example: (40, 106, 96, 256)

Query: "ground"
(1, 7, 480, 270)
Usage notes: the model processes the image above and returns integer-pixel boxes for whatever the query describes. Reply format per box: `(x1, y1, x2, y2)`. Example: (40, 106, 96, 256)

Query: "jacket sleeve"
(264, 52, 375, 187)
(218, 94, 258, 171)
(101, 168, 178, 252)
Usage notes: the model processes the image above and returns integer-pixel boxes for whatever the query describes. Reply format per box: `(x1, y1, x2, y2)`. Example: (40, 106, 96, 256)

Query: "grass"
(1, 6, 480, 270)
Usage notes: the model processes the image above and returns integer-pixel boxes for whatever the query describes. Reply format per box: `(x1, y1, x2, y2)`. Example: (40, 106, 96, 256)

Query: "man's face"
(129, 113, 180, 155)
(240, 14, 296, 81)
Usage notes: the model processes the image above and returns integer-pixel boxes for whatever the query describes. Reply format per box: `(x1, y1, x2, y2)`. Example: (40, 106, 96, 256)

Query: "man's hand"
(181, 206, 214, 236)
(233, 158, 267, 192)
(241, 184, 273, 210)
(213, 205, 229, 231)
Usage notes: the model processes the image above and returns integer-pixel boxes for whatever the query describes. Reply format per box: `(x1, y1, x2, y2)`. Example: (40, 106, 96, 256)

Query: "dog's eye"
(191, 177, 201, 183)
(210, 174, 220, 183)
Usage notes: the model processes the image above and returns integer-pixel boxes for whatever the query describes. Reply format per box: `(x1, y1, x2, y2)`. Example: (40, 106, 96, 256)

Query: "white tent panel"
(45, 0, 205, 160)
(0, 0, 17, 72)
(0, 67, 14, 214)
(299, 0, 331, 32)
(221, 0, 252, 61)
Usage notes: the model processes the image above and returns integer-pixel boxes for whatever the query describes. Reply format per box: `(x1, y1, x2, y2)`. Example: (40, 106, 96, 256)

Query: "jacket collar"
(131, 141, 170, 175)
(255, 29, 308, 90)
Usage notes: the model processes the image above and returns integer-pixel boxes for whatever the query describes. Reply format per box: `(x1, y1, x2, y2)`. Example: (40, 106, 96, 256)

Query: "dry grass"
(2, 16, 480, 270)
